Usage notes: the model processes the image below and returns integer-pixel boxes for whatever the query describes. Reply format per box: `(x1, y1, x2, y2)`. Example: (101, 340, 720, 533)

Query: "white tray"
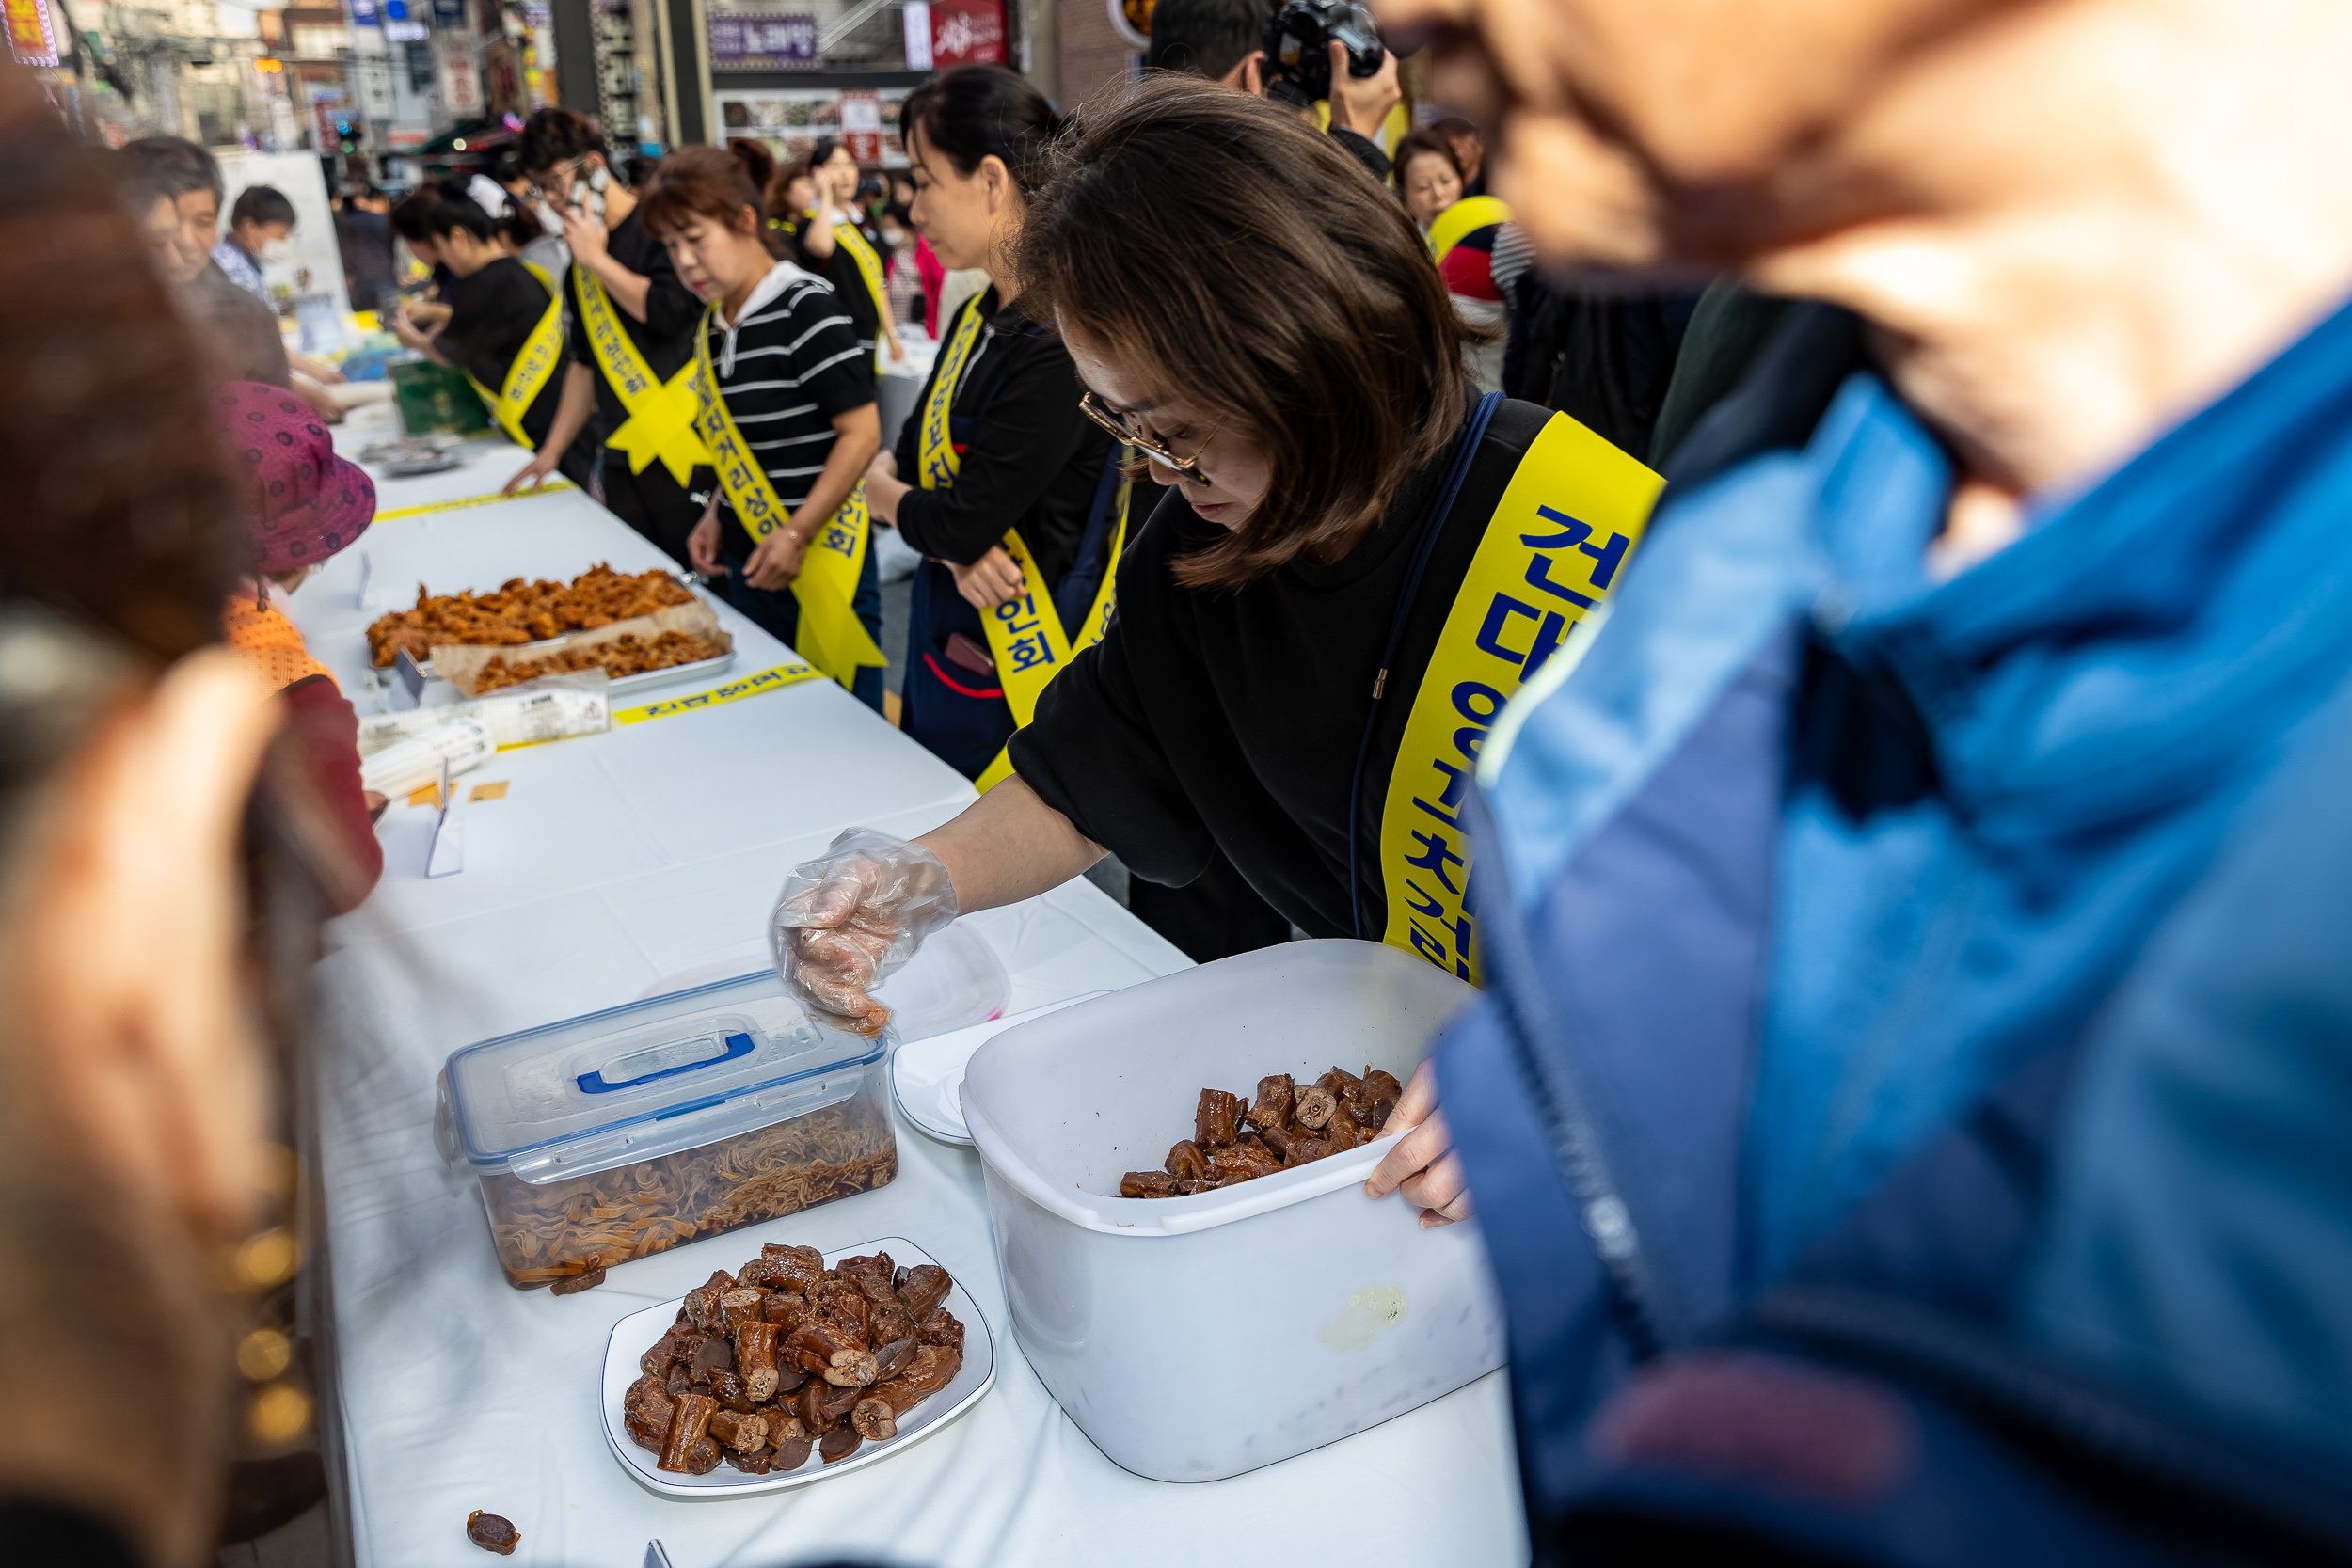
(890, 993, 1102, 1147)
(599, 1234, 994, 1497)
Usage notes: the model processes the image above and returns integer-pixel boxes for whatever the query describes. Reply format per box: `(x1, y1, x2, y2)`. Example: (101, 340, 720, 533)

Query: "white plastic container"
(959, 940, 1502, 1481)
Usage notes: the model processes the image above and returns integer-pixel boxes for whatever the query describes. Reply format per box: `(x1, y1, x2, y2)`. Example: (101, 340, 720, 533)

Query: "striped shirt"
(705, 260, 876, 559)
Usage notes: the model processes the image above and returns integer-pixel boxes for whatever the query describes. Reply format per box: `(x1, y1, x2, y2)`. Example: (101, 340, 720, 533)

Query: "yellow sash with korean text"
(1428, 196, 1513, 266)
(693, 309, 886, 690)
(833, 220, 893, 348)
(467, 261, 564, 450)
(577, 266, 712, 485)
(1380, 412, 1662, 983)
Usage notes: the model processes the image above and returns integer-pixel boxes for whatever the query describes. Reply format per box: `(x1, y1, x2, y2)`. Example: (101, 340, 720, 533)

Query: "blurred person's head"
(490, 146, 529, 199)
(344, 182, 389, 213)
(888, 169, 916, 209)
(1393, 127, 1463, 228)
(1020, 77, 1469, 587)
(515, 105, 612, 214)
(625, 153, 660, 189)
(225, 184, 296, 264)
(729, 135, 777, 210)
(389, 187, 444, 265)
(423, 197, 502, 276)
(899, 65, 1061, 278)
(0, 68, 311, 1568)
(805, 137, 858, 207)
(121, 135, 221, 285)
(1429, 115, 1481, 186)
(1149, 0, 1279, 89)
(771, 155, 819, 220)
(639, 144, 787, 308)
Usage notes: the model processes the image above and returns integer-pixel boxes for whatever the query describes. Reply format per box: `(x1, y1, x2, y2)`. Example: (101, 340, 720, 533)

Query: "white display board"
(213, 148, 354, 322)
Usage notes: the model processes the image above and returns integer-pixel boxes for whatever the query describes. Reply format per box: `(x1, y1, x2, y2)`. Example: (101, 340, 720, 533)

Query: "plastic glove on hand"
(771, 828, 958, 1037)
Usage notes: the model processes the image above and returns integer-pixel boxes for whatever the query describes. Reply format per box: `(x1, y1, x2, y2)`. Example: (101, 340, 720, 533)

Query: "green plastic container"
(391, 357, 493, 436)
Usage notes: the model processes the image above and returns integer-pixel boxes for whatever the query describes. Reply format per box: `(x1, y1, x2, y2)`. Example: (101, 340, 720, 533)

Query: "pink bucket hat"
(211, 381, 376, 573)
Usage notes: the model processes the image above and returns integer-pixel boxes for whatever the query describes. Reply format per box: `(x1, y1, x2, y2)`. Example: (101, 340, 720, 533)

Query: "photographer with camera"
(1148, 0, 1403, 181)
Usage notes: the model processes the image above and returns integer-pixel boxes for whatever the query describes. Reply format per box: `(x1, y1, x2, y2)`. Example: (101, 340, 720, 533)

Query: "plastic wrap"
(355, 671, 612, 755)
(771, 829, 960, 1037)
(358, 717, 493, 799)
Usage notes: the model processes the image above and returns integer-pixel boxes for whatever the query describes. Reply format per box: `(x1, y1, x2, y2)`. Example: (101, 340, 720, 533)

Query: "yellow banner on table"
(1378, 412, 1663, 984)
(577, 267, 712, 485)
(467, 261, 564, 449)
(1428, 196, 1514, 266)
(694, 311, 886, 690)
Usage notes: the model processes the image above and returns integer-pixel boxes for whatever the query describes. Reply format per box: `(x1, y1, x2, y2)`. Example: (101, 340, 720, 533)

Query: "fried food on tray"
(365, 563, 695, 667)
(1118, 1066, 1405, 1198)
(469, 630, 726, 693)
(627, 1243, 966, 1477)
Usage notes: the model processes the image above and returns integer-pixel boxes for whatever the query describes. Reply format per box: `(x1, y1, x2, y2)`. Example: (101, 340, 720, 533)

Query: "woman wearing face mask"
(776, 138, 906, 367)
(211, 184, 296, 300)
(390, 198, 596, 484)
(858, 65, 1120, 780)
(638, 145, 888, 709)
(771, 81, 1663, 1227)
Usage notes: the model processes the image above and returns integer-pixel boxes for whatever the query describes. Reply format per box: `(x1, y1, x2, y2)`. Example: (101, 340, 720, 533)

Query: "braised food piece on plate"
(1120, 1064, 1407, 1196)
(1195, 1088, 1241, 1148)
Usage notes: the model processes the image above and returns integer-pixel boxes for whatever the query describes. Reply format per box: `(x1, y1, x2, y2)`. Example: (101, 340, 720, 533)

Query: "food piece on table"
(772, 1435, 815, 1470)
(873, 1342, 963, 1404)
(684, 1434, 723, 1474)
(871, 1336, 917, 1381)
(917, 1307, 964, 1351)
(771, 1363, 810, 1396)
(683, 1270, 738, 1331)
(639, 1320, 693, 1378)
(707, 1369, 754, 1412)
(850, 1395, 902, 1441)
(784, 1309, 868, 1380)
(1324, 1100, 1367, 1149)
(1319, 1066, 1365, 1103)
(820, 1346, 880, 1387)
(837, 1253, 898, 1306)
(797, 1376, 838, 1435)
(1294, 1085, 1337, 1131)
(623, 1373, 675, 1453)
(707, 1409, 771, 1453)
(819, 1424, 864, 1464)
(1195, 1088, 1241, 1148)
(689, 1335, 734, 1384)
(1248, 1074, 1295, 1132)
(664, 1363, 692, 1398)
(766, 1412, 810, 1444)
(868, 1300, 917, 1349)
(895, 1264, 951, 1322)
(1120, 1170, 1175, 1198)
(1361, 1067, 1404, 1103)
(465, 1510, 520, 1556)
(716, 1287, 767, 1333)
(550, 1262, 606, 1295)
(658, 1391, 716, 1472)
(763, 1291, 810, 1330)
(759, 1243, 827, 1293)
(724, 1444, 773, 1474)
(737, 1320, 783, 1401)
(1165, 1139, 1211, 1181)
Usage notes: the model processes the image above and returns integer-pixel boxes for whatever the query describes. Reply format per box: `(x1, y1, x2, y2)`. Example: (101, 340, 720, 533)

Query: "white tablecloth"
(300, 406, 1527, 1568)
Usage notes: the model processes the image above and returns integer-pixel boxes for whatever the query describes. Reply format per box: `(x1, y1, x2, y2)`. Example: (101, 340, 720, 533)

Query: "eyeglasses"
(1078, 391, 1222, 487)
(524, 157, 587, 206)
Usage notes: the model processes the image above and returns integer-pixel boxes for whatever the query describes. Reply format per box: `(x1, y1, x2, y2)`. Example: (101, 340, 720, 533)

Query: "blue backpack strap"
(1051, 446, 1127, 633)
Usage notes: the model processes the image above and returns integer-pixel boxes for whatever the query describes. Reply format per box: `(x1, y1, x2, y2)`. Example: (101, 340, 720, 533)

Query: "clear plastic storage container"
(960, 940, 1502, 1481)
(436, 972, 898, 1290)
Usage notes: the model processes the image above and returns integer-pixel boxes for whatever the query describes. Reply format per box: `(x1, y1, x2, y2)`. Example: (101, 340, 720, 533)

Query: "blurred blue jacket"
(1441, 297, 2352, 1563)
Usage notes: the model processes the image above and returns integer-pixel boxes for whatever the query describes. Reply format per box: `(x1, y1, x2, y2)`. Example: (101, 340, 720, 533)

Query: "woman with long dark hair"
(857, 64, 1120, 780)
(771, 80, 1663, 1226)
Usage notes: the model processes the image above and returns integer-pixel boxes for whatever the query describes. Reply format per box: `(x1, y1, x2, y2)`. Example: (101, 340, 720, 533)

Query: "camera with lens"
(1261, 0, 1385, 109)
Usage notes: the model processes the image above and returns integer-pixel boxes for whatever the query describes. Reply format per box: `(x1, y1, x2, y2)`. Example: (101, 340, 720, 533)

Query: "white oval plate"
(600, 1234, 994, 1497)
(889, 993, 1104, 1146)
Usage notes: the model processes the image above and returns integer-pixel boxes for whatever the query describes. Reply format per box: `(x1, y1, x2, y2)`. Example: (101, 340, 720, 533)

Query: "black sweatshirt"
(564, 210, 707, 445)
(1010, 396, 1553, 940)
(434, 256, 564, 448)
(889, 288, 1115, 594)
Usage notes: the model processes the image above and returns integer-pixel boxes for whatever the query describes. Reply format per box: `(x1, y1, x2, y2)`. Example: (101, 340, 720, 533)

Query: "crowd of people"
(6, 0, 2352, 1561)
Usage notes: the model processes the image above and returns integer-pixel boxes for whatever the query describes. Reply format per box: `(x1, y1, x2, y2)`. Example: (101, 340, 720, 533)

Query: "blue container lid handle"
(577, 1031, 756, 1095)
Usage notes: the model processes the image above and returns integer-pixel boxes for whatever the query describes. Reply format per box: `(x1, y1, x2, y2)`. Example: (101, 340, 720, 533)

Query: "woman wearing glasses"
(858, 65, 1120, 779)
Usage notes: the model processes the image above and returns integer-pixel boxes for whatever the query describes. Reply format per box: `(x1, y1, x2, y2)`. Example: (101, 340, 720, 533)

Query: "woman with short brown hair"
(770, 79, 1661, 1226)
